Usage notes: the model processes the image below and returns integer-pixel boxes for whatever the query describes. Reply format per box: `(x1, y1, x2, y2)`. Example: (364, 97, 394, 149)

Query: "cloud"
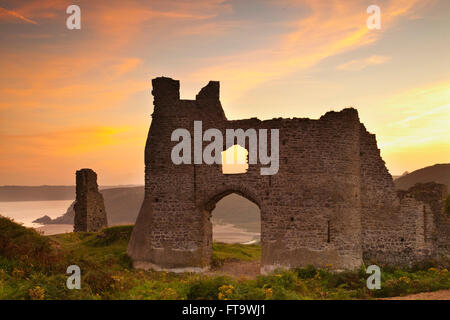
(113, 58, 142, 76)
(389, 103, 450, 127)
(337, 55, 391, 71)
(376, 80, 450, 150)
(189, 0, 429, 101)
(0, 0, 70, 23)
(0, 51, 147, 115)
(0, 125, 146, 185)
(0, 126, 130, 154)
(0, 0, 442, 184)
(0, 7, 37, 24)
(357, 78, 450, 175)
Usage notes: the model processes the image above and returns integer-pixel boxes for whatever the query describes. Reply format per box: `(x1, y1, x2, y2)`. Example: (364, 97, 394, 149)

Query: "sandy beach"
(212, 223, 260, 244)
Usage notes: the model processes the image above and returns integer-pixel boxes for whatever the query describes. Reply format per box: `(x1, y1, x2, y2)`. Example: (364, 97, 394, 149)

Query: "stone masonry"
(127, 77, 450, 272)
(74, 169, 108, 232)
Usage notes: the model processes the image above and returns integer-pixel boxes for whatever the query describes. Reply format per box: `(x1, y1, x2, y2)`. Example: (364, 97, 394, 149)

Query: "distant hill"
(0, 186, 75, 202)
(212, 194, 260, 233)
(36, 187, 261, 232)
(40, 187, 145, 226)
(0, 185, 142, 202)
(392, 171, 409, 180)
(394, 164, 450, 190)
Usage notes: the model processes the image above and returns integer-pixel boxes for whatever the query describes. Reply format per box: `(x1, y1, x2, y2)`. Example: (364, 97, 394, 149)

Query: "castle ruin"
(74, 168, 108, 232)
(127, 77, 449, 272)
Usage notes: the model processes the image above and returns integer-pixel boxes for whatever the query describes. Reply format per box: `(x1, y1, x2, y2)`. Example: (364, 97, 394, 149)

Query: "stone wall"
(127, 77, 449, 272)
(73, 169, 108, 232)
(399, 183, 449, 262)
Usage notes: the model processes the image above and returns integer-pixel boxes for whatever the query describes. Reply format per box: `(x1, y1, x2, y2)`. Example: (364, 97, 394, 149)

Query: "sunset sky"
(0, 0, 449, 185)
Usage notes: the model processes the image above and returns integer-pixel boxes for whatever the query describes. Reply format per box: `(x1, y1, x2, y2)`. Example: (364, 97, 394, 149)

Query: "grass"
(0, 216, 449, 300)
(212, 242, 261, 268)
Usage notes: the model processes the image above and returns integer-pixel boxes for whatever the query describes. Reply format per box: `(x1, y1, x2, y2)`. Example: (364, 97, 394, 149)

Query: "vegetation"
(0, 216, 449, 300)
(212, 242, 261, 268)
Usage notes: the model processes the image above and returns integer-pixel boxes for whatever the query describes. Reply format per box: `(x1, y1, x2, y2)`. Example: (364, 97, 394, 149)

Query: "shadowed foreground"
(0, 216, 449, 300)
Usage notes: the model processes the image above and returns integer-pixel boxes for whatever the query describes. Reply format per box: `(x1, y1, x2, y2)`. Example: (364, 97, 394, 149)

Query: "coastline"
(35, 222, 260, 243)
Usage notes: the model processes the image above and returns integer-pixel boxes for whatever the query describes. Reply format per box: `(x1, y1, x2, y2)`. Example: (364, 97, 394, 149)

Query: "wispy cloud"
(0, 125, 146, 185)
(0, 7, 37, 24)
(0, 126, 130, 154)
(337, 55, 391, 71)
(190, 0, 429, 101)
(389, 103, 450, 127)
(371, 79, 450, 175)
(113, 58, 142, 76)
(377, 80, 450, 149)
(0, 0, 445, 184)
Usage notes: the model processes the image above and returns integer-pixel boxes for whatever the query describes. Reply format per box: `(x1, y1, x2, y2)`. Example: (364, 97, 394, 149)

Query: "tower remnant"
(74, 168, 108, 232)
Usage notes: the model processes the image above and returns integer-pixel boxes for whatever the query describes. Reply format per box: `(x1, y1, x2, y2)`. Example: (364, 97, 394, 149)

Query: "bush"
(295, 265, 317, 279)
(256, 270, 298, 291)
(83, 270, 115, 295)
(0, 216, 64, 273)
(85, 225, 134, 246)
(187, 276, 233, 300)
(324, 270, 364, 290)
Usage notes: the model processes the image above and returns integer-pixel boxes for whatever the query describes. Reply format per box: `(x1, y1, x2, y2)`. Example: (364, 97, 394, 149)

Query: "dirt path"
(383, 290, 450, 300)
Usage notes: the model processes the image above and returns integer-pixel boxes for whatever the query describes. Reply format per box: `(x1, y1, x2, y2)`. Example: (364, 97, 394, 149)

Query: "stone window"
(221, 145, 248, 174)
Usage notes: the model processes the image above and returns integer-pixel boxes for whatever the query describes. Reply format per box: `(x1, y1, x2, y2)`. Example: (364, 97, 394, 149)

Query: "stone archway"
(200, 186, 262, 269)
(203, 186, 262, 213)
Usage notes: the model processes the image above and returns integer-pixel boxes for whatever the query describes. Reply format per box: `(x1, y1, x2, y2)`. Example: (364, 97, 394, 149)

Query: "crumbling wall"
(398, 183, 450, 263)
(127, 77, 449, 272)
(128, 77, 363, 272)
(359, 124, 407, 265)
(362, 160, 449, 267)
(74, 169, 108, 232)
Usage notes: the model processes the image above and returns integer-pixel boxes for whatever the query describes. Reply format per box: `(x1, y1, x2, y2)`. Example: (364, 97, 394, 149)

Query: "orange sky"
(0, 0, 449, 185)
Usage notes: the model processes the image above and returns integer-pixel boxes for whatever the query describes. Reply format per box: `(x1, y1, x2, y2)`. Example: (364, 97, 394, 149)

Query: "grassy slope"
(0, 217, 449, 300)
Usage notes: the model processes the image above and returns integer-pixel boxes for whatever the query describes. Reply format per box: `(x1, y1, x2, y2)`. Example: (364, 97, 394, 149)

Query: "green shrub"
(0, 216, 65, 273)
(256, 270, 298, 291)
(294, 265, 317, 279)
(324, 270, 363, 290)
(83, 269, 115, 295)
(85, 225, 134, 246)
(187, 276, 232, 300)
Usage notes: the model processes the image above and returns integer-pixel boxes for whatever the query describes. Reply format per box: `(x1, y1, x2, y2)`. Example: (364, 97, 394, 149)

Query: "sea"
(0, 200, 73, 228)
(0, 200, 260, 242)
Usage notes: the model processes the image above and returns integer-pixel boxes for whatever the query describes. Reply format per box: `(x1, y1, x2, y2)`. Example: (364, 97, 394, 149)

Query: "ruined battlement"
(127, 77, 450, 272)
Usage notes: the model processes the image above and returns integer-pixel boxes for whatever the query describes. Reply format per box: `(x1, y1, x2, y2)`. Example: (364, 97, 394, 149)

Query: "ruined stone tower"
(127, 77, 450, 272)
(74, 169, 108, 232)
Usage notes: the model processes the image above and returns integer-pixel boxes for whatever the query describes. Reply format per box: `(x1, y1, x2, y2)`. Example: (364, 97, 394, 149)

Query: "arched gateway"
(127, 77, 450, 272)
